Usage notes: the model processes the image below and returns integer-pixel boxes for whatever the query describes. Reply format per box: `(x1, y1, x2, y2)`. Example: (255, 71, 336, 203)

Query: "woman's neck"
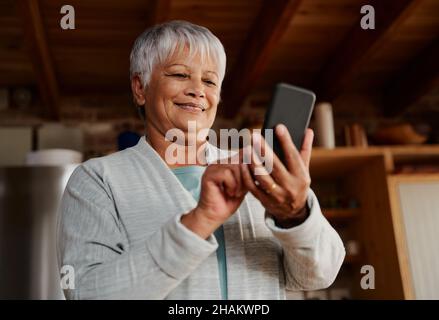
(145, 124, 208, 168)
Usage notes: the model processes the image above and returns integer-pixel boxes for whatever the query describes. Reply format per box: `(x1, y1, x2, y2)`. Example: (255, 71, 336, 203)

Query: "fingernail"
(277, 124, 285, 136)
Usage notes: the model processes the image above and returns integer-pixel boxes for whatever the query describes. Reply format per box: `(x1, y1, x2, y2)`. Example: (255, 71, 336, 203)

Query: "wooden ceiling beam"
(383, 39, 439, 116)
(221, 0, 303, 119)
(17, 0, 60, 119)
(314, 0, 422, 101)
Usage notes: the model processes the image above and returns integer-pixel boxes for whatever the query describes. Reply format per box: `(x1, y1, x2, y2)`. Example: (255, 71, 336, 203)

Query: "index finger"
(275, 124, 307, 174)
(251, 132, 289, 178)
(300, 128, 314, 169)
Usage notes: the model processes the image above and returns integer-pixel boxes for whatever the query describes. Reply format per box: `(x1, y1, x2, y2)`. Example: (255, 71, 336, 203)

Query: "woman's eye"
(204, 79, 216, 86)
(173, 73, 188, 78)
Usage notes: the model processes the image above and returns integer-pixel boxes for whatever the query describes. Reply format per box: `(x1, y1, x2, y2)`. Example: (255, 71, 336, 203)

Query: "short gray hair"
(130, 20, 227, 88)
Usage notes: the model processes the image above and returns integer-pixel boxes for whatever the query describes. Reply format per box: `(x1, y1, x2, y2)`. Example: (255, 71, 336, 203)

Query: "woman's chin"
(176, 111, 205, 121)
(172, 114, 207, 128)
(171, 118, 210, 135)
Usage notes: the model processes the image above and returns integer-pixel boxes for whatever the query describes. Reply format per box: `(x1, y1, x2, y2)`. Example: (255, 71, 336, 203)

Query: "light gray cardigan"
(57, 137, 345, 300)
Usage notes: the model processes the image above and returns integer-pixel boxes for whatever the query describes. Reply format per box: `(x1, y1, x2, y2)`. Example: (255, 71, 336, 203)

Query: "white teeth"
(175, 103, 202, 112)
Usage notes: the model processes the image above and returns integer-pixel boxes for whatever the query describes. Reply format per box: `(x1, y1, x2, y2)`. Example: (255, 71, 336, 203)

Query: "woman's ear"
(131, 75, 146, 106)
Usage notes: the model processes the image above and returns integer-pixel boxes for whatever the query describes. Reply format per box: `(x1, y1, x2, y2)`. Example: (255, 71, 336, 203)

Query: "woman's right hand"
(181, 161, 247, 239)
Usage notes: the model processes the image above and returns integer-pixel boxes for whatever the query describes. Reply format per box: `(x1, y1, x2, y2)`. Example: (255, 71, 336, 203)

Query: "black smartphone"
(262, 83, 316, 164)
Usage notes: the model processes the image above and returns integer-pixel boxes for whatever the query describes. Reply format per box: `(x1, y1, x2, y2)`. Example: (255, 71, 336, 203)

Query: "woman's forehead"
(164, 46, 219, 74)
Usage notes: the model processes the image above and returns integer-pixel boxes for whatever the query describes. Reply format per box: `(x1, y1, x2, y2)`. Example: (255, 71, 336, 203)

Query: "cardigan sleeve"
(265, 189, 346, 290)
(57, 163, 218, 300)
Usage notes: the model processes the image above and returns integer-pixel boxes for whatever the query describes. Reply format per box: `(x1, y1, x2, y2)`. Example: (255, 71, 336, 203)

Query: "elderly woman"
(57, 20, 345, 300)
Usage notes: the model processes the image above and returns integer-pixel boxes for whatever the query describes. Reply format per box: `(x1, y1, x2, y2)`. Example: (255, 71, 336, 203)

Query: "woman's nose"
(184, 79, 205, 98)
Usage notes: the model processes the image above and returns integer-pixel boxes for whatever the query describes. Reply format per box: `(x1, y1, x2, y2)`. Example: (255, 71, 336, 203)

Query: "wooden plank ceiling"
(1, 0, 438, 120)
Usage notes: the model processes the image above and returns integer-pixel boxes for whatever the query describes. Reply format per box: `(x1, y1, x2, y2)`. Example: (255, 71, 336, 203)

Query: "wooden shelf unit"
(309, 144, 439, 299)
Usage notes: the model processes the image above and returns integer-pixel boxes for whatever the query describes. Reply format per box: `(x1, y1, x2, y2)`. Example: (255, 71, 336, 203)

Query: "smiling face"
(133, 46, 221, 145)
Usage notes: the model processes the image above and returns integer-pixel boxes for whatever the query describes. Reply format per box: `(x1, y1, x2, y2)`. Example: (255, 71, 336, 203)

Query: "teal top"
(171, 165, 228, 300)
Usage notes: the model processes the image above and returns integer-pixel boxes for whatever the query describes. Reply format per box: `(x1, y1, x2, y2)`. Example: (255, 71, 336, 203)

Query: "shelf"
(311, 148, 383, 179)
(311, 145, 439, 177)
(322, 208, 360, 221)
(313, 145, 439, 156)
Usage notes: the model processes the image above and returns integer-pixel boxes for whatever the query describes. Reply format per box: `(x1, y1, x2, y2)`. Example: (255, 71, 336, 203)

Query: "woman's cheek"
(164, 80, 183, 96)
(207, 90, 220, 108)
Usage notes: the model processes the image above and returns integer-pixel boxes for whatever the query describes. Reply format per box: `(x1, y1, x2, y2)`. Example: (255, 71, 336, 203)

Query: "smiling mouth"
(174, 102, 206, 113)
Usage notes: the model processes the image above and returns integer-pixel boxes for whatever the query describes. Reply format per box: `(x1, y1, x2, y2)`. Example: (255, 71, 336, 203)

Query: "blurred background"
(0, 0, 438, 299)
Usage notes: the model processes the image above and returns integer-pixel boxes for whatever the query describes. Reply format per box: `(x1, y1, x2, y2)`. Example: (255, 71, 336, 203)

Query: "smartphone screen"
(262, 83, 316, 164)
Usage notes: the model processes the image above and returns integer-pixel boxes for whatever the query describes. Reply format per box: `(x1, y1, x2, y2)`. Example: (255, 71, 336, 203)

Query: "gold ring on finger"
(265, 183, 277, 194)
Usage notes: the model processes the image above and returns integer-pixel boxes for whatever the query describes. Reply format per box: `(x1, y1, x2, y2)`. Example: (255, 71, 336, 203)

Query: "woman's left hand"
(240, 124, 314, 227)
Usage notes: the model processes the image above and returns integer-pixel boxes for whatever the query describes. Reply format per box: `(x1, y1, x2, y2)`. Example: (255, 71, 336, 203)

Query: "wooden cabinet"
(308, 145, 439, 299)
